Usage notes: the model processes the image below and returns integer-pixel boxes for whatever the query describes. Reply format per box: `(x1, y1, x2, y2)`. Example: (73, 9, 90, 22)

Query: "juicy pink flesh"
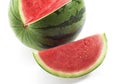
(38, 34, 103, 72)
(21, 0, 70, 24)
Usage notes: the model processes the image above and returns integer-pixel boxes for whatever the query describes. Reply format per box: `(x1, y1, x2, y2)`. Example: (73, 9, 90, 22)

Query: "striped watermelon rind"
(8, 0, 85, 50)
(33, 33, 107, 78)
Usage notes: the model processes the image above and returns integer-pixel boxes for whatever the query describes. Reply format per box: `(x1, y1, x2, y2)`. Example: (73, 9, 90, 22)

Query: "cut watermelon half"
(19, 0, 71, 25)
(33, 33, 107, 78)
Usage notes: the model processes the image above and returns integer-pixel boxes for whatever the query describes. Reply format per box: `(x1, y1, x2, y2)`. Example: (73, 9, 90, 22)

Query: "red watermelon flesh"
(39, 34, 102, 72)
(33, 33, 107, 77)
(20, 0, 71, 24)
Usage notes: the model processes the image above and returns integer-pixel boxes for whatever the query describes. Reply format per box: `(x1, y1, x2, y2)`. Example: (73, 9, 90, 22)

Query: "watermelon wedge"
(33, 33, 107, 78)
(19, 0, 71, 25)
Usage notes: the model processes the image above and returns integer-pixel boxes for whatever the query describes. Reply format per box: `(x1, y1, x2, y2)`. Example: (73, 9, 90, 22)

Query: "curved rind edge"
(18, 0, 25, 25)
(33, 33, 107, 78)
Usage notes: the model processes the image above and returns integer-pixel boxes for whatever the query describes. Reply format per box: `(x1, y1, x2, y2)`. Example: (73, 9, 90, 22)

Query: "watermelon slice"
(19, 0, 71, 25)
(33, 33, 107, 78)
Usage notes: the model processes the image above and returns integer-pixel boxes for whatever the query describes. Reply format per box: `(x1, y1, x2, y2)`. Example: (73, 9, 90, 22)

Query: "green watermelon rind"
(33, 33, 107, 78)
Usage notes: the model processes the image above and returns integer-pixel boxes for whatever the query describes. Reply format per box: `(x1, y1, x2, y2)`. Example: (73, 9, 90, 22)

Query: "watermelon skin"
(33, 33, 107, 78)
(8, 0, 85, 50)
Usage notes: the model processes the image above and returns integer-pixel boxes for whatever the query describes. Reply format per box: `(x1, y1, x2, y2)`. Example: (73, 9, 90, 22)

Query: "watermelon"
(9, 0, 85, 50)
(33, 33, 107, 78)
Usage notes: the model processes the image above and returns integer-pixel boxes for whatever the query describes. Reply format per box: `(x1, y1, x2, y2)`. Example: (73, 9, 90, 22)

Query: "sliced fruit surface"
(19, 0, 71, 24)
(33, 33, 107, 78)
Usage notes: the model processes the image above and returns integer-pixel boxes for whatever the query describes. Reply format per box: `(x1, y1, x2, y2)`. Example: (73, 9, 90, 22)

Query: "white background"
(0, 0, 120, 84)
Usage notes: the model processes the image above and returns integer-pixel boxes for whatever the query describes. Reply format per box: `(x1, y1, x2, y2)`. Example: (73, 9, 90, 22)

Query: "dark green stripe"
(36, 7, 85, 30)
(45, 25, 83, 40)
(54, 0, 82, 15)
(40, 30, 77, 48)
(40, 24, 84, 48)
